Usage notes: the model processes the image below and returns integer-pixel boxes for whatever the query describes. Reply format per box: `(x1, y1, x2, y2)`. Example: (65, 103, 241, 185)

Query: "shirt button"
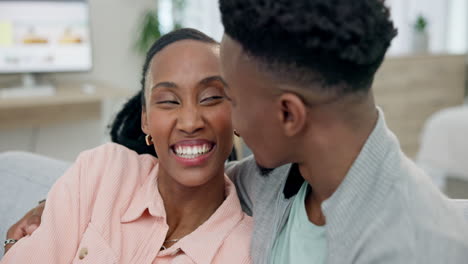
(78, 247, 88, 260)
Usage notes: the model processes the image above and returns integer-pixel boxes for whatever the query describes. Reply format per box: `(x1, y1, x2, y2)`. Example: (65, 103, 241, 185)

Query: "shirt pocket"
(72, 223, 118, 264)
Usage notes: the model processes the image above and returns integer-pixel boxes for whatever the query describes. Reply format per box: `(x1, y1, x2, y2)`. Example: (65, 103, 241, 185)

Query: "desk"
(0, 81, 134, 129)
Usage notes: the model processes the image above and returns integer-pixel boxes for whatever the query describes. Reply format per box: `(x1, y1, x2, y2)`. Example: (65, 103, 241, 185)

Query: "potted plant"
(172, 0, 186, 29)
(134, 0, 186, 55)
(411, 14, 429, 54)
(134, 10, 162, 55)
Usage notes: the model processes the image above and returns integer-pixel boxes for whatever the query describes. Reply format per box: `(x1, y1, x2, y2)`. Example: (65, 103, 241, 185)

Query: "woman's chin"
(172, 169, 219, 188)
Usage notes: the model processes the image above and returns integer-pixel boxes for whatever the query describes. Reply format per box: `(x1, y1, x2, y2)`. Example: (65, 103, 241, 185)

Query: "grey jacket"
(226, 109, 468, 264)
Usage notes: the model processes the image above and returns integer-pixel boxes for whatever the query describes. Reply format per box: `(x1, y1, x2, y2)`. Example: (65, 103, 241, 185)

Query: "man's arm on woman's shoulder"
(225, 155, 259, 216)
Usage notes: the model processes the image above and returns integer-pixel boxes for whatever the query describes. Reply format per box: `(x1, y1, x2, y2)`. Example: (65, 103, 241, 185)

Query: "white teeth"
(174, 144, 212, 158)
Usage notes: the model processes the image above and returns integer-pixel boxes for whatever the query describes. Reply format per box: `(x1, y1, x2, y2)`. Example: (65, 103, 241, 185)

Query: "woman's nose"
(176, 105, 204, 135)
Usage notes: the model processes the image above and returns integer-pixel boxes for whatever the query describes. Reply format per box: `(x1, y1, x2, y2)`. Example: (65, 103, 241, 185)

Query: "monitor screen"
(0, 0, 92, 73)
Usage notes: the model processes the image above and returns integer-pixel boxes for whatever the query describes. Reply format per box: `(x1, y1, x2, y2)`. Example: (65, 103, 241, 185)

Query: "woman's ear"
(141, 107, 150, 134)
(277, 93, 307, 137)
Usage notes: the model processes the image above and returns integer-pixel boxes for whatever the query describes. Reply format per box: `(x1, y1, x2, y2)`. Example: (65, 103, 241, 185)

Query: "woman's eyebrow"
(199, 76, 228, 87)
(151, 81, 178, 91)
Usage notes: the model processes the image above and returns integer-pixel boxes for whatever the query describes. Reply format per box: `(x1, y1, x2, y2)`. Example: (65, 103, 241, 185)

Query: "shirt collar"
(176, 177, 244, 264)
(121, 165, 245, 264)
(282, 163, 304, 199)
(121, 164, 166, 222)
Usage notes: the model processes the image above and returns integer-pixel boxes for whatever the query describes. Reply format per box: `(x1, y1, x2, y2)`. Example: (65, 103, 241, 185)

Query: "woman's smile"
(171, 139, 216, 166)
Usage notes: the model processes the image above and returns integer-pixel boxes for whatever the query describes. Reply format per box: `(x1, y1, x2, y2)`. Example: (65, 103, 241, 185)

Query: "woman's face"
(142, 40, 233, 187)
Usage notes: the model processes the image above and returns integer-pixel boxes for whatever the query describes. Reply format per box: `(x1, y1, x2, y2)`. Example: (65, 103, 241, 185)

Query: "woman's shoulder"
(82, 142, 155, 161)
(80, 143, 157, 173)
(75, 143, 158, 199)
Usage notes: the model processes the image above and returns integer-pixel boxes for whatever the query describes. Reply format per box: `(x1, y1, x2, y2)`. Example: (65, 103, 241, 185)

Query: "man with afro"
(219, 0, 468, 263)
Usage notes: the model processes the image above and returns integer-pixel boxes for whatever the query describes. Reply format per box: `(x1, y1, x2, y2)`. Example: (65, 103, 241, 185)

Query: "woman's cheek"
(213, 106, 234, 153)
(213, 104, 233, 131)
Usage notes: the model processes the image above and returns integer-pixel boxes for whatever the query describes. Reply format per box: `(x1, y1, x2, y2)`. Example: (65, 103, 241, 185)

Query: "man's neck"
(297, 99, 378, 225)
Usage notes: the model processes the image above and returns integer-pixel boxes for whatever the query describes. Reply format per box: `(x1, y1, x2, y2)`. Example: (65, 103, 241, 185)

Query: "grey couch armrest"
(0, 151, 70, 250)
(452, 199, 468, 220)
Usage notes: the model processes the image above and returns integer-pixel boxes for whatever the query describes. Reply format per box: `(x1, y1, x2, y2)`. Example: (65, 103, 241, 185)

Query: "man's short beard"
(256, 162, 276, 177)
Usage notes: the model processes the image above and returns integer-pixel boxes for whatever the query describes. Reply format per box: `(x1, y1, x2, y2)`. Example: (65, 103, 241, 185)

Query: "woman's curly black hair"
(220, 0, 398, 94)
(108, 28, 242, 160)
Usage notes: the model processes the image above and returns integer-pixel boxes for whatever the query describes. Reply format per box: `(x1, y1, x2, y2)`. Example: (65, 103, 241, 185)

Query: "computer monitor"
(0, 0, 92, 97)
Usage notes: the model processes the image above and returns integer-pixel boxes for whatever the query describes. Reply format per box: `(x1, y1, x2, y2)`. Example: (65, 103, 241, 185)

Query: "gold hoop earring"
(145, 134, 153, 146)
(234, 130, 240, 137)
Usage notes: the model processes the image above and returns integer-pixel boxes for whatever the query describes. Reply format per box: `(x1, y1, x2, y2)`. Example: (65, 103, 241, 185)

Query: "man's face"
(220, 34, 290, 169)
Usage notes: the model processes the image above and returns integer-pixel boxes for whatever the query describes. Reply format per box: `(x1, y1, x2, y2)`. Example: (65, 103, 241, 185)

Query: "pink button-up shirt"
(1, 143, 252, 264)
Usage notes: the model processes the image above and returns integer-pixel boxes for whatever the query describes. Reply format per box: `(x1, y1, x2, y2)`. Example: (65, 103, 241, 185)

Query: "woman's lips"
(171, 140, 216, 166)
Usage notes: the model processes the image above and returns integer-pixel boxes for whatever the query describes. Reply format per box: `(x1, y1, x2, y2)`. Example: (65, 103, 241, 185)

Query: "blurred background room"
(0, 0, 467, 199)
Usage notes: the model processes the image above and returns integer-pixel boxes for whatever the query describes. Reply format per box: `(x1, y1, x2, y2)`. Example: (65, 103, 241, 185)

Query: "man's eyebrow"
(151, 81, 178, 91)
(199, 76, 229, 88)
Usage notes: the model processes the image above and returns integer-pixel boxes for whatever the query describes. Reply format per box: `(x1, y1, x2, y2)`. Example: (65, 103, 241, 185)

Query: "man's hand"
(4, 201, 45, 253)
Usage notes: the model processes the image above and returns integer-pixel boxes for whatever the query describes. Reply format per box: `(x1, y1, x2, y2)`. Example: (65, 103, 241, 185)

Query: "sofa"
(1, 151, 468, 256)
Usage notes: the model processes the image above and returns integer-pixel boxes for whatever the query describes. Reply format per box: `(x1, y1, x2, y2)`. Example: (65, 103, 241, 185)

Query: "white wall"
(387, 0, 468, 55)
(181, 0, 468, 55)
(158, 0, 223, 40)
(0, 0, 155, 161)
(182, 0, 223, 41)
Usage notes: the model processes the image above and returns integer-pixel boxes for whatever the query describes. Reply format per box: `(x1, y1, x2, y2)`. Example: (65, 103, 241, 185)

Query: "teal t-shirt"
(271, 181, 327, 264)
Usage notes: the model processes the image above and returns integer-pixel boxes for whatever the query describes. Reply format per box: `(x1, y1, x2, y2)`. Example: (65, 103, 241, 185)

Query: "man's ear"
(141, 107, 150, 134)
(277, 93, 307, 137)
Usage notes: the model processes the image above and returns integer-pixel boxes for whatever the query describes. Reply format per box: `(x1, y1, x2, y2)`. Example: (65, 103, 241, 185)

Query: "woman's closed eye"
(153, 91, 180, 108)
(157, 100, 180, 105)
(199, 86, 226, 106)
(200, 95, 224, 104)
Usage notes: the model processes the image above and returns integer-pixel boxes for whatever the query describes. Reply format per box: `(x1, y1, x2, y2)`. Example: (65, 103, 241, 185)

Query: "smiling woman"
(142, 39, 233, 188)
(1, 28, 252, 264)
